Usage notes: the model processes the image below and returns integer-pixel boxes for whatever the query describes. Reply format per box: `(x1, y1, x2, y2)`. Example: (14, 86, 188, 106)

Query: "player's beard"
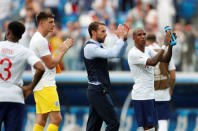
(96, 36, 106, 43)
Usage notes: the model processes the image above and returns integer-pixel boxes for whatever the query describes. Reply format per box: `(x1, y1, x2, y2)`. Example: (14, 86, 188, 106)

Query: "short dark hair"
(8, 21, 25, 39)
(88, 22, 105, 37)
(36, 10, 55, 24)
(146, 33, 156, 43)
(132, 27, 145, 37)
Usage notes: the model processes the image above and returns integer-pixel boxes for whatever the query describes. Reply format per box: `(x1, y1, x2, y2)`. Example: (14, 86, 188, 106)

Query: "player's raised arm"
(146, 49, 164, 66)
(41, 38, 74, 69)
(160, 31, 177, 63)
(146, 31, 176, 66)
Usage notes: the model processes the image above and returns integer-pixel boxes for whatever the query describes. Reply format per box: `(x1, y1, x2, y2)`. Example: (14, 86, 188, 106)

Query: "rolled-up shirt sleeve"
(84, 39, 127, 59)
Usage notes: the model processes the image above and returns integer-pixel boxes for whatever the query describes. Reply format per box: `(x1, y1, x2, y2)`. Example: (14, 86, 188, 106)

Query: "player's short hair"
(36, 10, 55, 24)
(88, 22, 105, 37)
(146, 33, 156, 43)
(132, 28, 145, 37)
(8, 21, 25, 39)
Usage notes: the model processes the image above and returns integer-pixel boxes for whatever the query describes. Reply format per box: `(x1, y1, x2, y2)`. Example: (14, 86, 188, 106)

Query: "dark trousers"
(86, 85, 119, 131)
(0, 102, 24, 131)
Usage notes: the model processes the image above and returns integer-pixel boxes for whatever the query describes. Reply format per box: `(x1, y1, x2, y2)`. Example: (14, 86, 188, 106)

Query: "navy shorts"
(0, 102, 25, 131)
(155, 101, 171, 120)
(133, 99, 158, 127)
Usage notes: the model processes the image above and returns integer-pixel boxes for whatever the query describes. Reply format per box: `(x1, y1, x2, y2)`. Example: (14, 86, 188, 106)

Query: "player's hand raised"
(115, 24, 129, 41)
(165, 31, 177, 45)
(60, 38, 74, 53)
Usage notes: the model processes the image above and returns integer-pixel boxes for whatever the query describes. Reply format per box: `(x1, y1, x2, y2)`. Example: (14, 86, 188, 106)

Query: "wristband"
(124, 37, 127, 41)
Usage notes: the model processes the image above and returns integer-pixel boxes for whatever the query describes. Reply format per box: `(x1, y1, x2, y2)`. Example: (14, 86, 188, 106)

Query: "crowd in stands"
(0, 0, 198, 72)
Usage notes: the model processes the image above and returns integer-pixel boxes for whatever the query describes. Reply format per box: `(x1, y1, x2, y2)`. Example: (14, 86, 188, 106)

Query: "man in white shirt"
(30, 10, 73, 131)
(0, 21, 44, 131)
(128, 28, 174, 131)
(146, 34, 176, 131)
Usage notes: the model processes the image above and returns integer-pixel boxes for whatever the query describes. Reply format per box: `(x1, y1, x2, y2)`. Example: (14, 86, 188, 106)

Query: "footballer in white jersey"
(29, 10, 74, 131)
(0, 40, 41, 103)
(0, 21, 44, 131)
(128, 46, 156, 100)
(128, 28, 174, 130)
(30, 31, 56, 91)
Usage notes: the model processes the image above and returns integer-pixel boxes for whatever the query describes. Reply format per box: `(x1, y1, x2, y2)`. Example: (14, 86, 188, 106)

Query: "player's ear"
(39, 19, 45, 26)
(91, 30, 96, 36)
(39, 20, 43, 26)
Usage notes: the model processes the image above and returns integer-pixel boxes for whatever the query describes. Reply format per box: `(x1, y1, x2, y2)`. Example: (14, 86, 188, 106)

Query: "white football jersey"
(128, 46, 156, 100)
(30, 32, 56, 91)
(0, 40, 40, 104)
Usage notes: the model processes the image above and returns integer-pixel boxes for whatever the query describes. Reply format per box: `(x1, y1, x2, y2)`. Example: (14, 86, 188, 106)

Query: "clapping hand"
(115, 24, 129, 41)
(60, 38, 74, 53)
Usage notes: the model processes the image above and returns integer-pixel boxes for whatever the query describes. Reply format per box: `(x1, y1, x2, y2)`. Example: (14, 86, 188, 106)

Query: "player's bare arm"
(146, 49, 164, 66)
(160, 44, 172, 63)
(169, 70, 176, 96)
(21, 61, 45, 99)
(160, 31, 177, 63)
(41, 38, 74, 69)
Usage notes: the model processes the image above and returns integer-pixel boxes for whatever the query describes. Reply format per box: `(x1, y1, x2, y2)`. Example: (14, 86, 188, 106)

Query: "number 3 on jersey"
(0, 58, 12, 81)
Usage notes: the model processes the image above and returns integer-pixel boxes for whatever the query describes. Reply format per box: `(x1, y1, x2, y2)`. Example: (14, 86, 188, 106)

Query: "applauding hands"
(115, 24, 129, 41)
(59, 38, 74, 54)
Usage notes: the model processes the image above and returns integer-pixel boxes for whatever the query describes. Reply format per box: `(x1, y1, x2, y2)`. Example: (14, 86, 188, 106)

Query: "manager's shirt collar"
(89, 39, 102, 46)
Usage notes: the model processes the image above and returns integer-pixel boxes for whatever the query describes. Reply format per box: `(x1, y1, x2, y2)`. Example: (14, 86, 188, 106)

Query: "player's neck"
(7, 38, 18, 43)
(91, 37, 98, 43)
(37, 27, 48, 37)
(135, 44, 145, 52)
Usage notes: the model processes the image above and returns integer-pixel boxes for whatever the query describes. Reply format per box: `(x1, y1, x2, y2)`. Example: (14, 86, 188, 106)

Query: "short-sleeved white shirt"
(30, 32, 56, 91)
(128, 46, 156, 100)
(148, 44, 176, 101)
(0, 40, 40, 104)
